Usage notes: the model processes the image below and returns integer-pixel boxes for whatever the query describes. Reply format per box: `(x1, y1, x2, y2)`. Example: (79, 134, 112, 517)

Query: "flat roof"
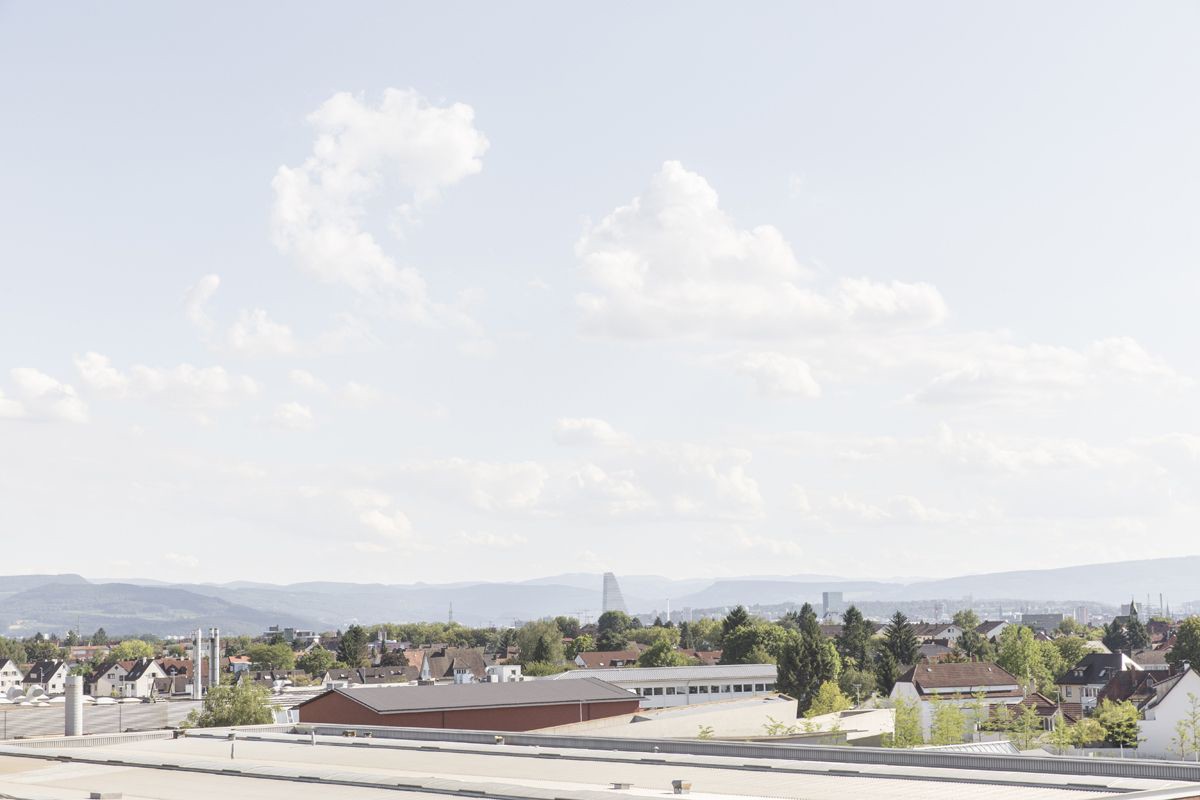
(552, 664, 777, 682)
(4, 729, 1200, 800)
(304, 677, 638, 714)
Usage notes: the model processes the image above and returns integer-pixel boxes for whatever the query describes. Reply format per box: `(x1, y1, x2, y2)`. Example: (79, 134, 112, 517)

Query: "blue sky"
(2, 2, 1199, 584)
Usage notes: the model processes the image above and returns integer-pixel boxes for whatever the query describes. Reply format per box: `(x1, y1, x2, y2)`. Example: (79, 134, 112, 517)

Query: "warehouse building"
(550, 663, 777, 708)
(296, 676, 640, 731)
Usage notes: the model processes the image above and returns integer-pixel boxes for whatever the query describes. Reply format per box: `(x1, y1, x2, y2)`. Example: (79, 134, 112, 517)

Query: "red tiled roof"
(901, 662, 1020, 691)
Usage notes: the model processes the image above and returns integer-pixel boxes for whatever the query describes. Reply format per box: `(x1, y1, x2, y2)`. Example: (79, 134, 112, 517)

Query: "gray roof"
(1058, 653, 1134, 686)
(552, 663, 777, 682)
(301, 676, 637, 714)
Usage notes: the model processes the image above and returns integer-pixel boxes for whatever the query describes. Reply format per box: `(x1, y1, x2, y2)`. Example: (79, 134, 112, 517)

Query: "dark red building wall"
(298, 692, 640, 731)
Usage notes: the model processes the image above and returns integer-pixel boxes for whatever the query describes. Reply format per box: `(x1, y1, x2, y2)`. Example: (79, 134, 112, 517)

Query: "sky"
(1, 2, 1199, 585)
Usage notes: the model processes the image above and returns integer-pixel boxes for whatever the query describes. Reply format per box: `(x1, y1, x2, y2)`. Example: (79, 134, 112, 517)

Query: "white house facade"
(1139, 669, 1200, 759)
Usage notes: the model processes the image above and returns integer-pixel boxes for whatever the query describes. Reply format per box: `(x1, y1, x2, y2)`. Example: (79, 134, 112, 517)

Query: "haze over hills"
(1, 556, 1196, 635)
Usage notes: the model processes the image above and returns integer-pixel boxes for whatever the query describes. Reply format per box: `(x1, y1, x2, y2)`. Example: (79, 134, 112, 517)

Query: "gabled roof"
(575, 649, 641, 669)
(1097, 669, 1169, 710)
(1058, 653, 1137, 686)
(423, 647, 489, 680)
(299, 677, 637, 714)
(975, 621, 1007, 637)
(21, 660, 65, 684)
(122, 657, 163, 682)
(899, 662, 1021, 694)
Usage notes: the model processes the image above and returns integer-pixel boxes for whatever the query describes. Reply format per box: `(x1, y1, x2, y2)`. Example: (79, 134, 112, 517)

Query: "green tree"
(63, 629, 80, 647)
(953, 609, 981, 631)
(0, 636, 27, 664)
(105, 639, 155, 662)
(965, 691, 989, 742)
(890, 695, 923, 748)
(1056, 617, 1087, 637)
(929, 695, 966, 746)
(721, 606, 752, 638)
(1168, 617, 1200, 672)
(515, 620, 565, 665)
(883, 612, 918, 666)
(1169, 692, 1200, 761)
(637, 638, 690, 667)
(337, 625, 369, 668)
(247, 642, 296, 670)
(520, 661, 572, 676)
(1052, 636, 1087, 673)
(1096, 699, 1141, 748)
(806, 680, 852, 717)
(183, 680, 274, 727)
(1036, 639, 1067, 695)
(1010, 704, 1043, 751)
(838, 665, 876, 704)
(683, 618, 722, 651)
(875, 649, 900, 695)
(596, 611, 632, 651)
(553, 616, 581, 639)
(24, 635, 65, 662)
(777, 604, 841, 713)
(720, 621, 789, 664)
(1101, 621, 1129, 655)
(628, 626, 681, 647)
(91, 627, 109, 646)
(996, 625, 1052, 694)
(567, 633, 595, 658)
(296, 646, 336, 677)
(1126, 617, 1151, 652)
(836, 605, 873, 668)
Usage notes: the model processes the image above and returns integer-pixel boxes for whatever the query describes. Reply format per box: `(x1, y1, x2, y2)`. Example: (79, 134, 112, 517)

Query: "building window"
(688, 686, 698, 694)
(699, 685, 709, 693)
(754, 683, 765, 691)
(721, 685, 731, 693)
(665, 687, 676, 695)
(653, 687, 663, 696)
(765, 683, 775, 691)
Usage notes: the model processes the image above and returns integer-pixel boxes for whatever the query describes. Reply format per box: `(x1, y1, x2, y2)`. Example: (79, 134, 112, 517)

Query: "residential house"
(574, 649, 642, 669)
(1096, 668, 1173, 713)
(1056, 653, 1141, 711)
(0, 659, 24, 693)
(1131, 649, 1172, 674)
(21, 660, 67, 695)
(90, 658, 169, 698)
(1138, 668, 1200, 758)
(66, 644, 110, 663)
(486, 664, 523, 683)
(890, 662, 1026, 737)
(917, 643, 953, 664)
(912, 623, 962, 644)
(420, 647, 490, 684)
(1005, 692, 1082, 730)
(975, 621, 1009, 641)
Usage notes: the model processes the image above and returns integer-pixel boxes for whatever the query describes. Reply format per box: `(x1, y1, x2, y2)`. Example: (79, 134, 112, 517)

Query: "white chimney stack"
(193, 628, 204, 700)
(64, 675, 83, 736)
(209, 627, 221, 689)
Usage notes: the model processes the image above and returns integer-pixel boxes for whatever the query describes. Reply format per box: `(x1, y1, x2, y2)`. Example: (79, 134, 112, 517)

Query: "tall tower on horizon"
(602, 572, 627, 614)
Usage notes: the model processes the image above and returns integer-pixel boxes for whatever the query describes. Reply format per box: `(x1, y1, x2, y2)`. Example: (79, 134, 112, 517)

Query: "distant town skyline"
(2, 3, 1200, 584)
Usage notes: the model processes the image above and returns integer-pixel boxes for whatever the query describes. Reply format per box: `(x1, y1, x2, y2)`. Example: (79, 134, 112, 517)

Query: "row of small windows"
(637, 683, 774, 697)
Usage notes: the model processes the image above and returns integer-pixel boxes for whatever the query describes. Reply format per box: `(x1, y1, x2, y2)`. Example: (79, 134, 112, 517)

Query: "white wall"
(1141, 670, 1200, 759)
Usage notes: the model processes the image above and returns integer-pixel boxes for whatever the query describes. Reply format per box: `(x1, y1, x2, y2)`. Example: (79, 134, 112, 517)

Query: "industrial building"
(5, 724, 1200, 800)
(549, 663, 778, 708)
(296, 677, 641, 730)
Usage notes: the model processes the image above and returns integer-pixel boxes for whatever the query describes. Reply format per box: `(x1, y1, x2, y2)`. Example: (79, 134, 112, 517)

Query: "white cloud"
(359, 508, 413, 539)
(553, 417, 630, 447)
(734, 352, 821, 398)
(271, 88, 488, 319)
(184, 274, 220, 332)
(227, 309, 297, 356)
(342, 381, 381, 408)
(576, 161, 946, 340)
(2, 368, 89, 423)
(827, 492, 969, 525)
(458, 531, 529, 549)
(272, 401, 314, 430)
(74, 353, 258, 412)
(163, 552, 199, 568)
(910, 337, 1191, 406)
(934, 423, 1133, 473)
(289, 369, 328, 393)
(731, 529, 805, 558)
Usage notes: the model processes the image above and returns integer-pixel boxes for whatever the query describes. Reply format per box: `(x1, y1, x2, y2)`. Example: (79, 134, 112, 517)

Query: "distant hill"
(0, 555, 1196, 636)
(0, 574, 88, 600)
(0, 582, 313, 636)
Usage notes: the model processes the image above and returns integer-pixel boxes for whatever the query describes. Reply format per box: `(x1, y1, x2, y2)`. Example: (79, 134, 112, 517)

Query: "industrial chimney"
(192, 628, 204, 700)
(208, 627, 220, 689)
(64, 675, 83, 736)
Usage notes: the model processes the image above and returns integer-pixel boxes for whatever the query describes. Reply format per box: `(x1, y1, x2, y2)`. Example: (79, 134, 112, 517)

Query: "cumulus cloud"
(227, 309, 298, 356)
(342, 487, 420, 551)
(552, 417, 630, 447)
(272, 401, 314, 431)
(289, 369, 328, 393)
(342, 381, 381, 408)
(458, 531, 529, 549)
(74, 352, 258, 412)
(933, 424, 1131, 473)
(184, 274, 220, 332)
(910, 337, 1190, 406)
(576, 161, 947, 340)
(0, 368, 89, 423)
(734, 352, 821, 398)
(271, 88, 488, 321)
